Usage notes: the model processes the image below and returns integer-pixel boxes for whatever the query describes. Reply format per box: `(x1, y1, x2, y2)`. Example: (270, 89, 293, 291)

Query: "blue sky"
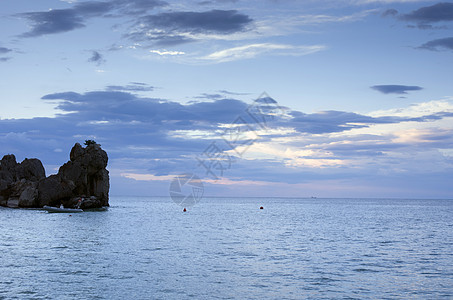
(1, 0, 452, 198)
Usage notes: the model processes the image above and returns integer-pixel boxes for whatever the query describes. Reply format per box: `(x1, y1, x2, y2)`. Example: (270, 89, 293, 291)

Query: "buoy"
(260, 206, 264, 209)
(183, 208, 187, 212)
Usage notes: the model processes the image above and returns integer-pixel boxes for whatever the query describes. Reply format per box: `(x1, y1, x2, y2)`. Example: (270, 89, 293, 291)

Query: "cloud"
(202, 43, 326, 63)
(217, 90, 250, 96)
(148, 9, 251, 32)
(195, 93, 225, 100)
(194, 90, 250, 101)
(18, 2, 112, 37)
(353, 0, 430, 3)
(19, 9, 85, 37)
(0, 57, 12, 62)
(402, 2, 453, 23)
(198, 0, 238, 5)
(419, 37, 453, 51)
(2, 88, 453, 198)
(35, 88, 447, 145)
(371, 85, 423, 94)
(149, 49, 185, 56)
(401, 2, 453, 29)
(240, 9, 377, 45)
(285, 110, 407, 134)
(126, 10, 253, 45)
(105, 82, 155, 92)
(0, 47, 12, 54)
(113, 0, 167, 15)
(88, 50, 105, 65)
(40, 89, 250, 127)
(17, 0, 166, 37)
(382, 8, 398, 17)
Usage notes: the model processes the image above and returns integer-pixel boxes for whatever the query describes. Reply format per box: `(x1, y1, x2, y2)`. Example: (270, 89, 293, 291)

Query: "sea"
(1, 197, 452, 299)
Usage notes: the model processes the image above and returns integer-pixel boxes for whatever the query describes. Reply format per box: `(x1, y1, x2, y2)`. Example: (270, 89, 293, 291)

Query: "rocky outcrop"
(0, 155, 46, 207)
(0, 142, 109, 208)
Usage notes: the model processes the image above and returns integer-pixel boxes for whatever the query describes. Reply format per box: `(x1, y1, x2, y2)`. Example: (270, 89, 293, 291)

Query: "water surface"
(1, 197, 452, 299)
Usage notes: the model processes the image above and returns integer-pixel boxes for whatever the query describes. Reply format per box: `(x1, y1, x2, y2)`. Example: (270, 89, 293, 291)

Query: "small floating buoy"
(260, 206, 264, 209)
(183, 208, 187, 212)
(69, 214, 72, 217)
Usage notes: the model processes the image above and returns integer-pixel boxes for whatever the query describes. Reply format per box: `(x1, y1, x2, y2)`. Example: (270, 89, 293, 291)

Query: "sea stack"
(0, 142, 109, 209)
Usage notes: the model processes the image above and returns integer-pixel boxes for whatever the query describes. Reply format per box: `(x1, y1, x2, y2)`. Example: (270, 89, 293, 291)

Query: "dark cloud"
(371, 85, 423, 94)
(198, 0, 238, 5)
(382, 9, 398, 18)
(402, 2, 453, 23)
(16, 2, 249, 48)
(0, 47, 12, 54)
(88, 50, 105, 65)
(195, 93, 225, 100)
(286, 110, 404, 134)
(17, 0, 166, 37)
(37, 88, 431, 139)
(401, 2, 453, 29)
(127, 10, 253, 45)
(71, 1, 115, 15)
(3, 89, 453, 198)
(145, 10, 251, 33)
(411, 111, 453, 122)
(18, 2, 115, 37)
(419, 37, 453, 51)
(41, 90, 248, 125)
(217, 90, 250, 96)
(194, 90, 250, 101)
(19, 9, 86, 37)
(0, 57, 11, 62)
(3, 88, 452, 179)
(106, 82, 154, 92)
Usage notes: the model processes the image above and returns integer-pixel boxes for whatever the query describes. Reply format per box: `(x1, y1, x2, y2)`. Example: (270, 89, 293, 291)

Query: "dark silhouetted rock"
(0, 142, 109, 208)
(0, 154, 18, 174)
(16, 158, 46, 182)
(37, 175, 76, 207)
(10, 180, 39, 208)
(70, 142, 84, 162)
(80, 196, 102, 209)
(0, 155, 19, 204)
(57, 143, 109, 207)
(0, 170, 14, 200)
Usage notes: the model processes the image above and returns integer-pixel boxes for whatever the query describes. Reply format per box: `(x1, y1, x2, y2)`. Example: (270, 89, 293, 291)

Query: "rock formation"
(0, 142, 109, 209)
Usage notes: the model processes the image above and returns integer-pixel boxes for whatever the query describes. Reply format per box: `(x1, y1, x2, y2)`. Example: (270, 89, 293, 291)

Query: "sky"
(1, 0, 452, 199)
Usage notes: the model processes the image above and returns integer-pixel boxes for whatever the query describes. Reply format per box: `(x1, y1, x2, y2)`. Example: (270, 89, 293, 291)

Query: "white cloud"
(231, 140, 348, 168)
(216, 98, 453, 175)
(169, 129, 220, 140)
(121, 173, 175, 181)
(149, 49, 185, 56)
(254, 9, 376, 38)
(202, 43, 326, 63)
(204, 177, 270, 186)
(289, 10, 376, 25)
(391, 128, 453, 144)
(369, 98, 453, 118)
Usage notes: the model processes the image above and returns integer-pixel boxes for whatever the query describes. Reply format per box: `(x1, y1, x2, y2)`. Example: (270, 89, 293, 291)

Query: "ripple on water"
(1, 197, 453, 299)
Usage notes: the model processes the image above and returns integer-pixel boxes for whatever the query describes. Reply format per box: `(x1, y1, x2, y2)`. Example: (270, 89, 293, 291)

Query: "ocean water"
(1, 197, 452, 299)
